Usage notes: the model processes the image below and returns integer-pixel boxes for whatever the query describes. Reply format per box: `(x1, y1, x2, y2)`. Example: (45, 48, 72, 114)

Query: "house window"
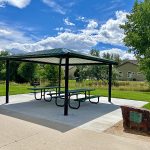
(119, 72, 123, 77)
(127, 72, 132, 78)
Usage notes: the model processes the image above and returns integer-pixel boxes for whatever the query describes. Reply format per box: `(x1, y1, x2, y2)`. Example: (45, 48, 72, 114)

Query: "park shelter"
(0, 48, 118, 115)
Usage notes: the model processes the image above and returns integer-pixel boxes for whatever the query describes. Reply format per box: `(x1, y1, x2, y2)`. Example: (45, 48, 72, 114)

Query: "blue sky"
(0, 0, 135, 59)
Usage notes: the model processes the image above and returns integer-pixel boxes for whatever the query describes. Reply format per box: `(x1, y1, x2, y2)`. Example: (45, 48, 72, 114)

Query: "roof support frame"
(108, 64, 112, 102)
(64, 57, 69, 116)
(6, 59, 10, 104)
(58, 58, 62, 93)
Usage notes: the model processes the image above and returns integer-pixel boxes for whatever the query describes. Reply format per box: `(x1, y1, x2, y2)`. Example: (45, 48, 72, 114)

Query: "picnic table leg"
(69, 94, 80, 109)
(88, 90, 90, 100)
(34, 89, 42, 100)
(88, 90, 99, 104)
(85, 91, 87, 99)
(55, 96, 64, 107)
(44, 89, 52, 102)
(89, 96, 99, 104)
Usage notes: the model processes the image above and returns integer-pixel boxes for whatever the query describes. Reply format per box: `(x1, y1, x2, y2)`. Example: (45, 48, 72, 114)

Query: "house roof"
(0, 48, 118, 66)
(118, 60, 138, 67)
(127, 60, 138, 65)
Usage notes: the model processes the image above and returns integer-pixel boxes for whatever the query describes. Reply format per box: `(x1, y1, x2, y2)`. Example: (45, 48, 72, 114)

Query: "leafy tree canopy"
(120, 0, 150, 82)
(17, 62, 37, 82)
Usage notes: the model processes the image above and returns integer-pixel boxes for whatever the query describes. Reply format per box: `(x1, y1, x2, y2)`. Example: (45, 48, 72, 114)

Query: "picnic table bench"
(51, 88, 100, 109)
(67, 89, 100, 109)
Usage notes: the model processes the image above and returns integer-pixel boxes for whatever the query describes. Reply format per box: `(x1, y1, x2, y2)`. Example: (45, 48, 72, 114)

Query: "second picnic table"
(28, 86, 64, 101)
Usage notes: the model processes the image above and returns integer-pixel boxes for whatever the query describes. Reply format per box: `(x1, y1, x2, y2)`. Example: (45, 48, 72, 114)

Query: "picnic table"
(29, 87, 100, 109)
(54, 88, 100, 109)
(28, 86, 64, 101)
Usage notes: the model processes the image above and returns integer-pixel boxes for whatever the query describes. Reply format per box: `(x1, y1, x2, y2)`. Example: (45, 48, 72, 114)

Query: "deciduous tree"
(120, 0, 150, 83)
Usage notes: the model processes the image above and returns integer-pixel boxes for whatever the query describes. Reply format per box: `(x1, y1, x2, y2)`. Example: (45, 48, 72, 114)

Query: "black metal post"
(108, 64, 112, 102)
(58, 58, 62, 93)
(6, 60, 10, 103)
(64, 57, 69, 116)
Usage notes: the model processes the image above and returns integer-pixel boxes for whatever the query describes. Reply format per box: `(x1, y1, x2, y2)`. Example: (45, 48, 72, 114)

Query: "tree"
(0, 51, 26, 82)
(18, 62, 37, 82)
(74, 49, 119, 81)
(42, 64, 60, 85)
(120, 0, 150, 82)
(9, 61, 26, 83)
(74, 66, 88, 82)
(0, 51, 9, 80)
(102, 52, 122, 65)
(89, 49, 106, 80)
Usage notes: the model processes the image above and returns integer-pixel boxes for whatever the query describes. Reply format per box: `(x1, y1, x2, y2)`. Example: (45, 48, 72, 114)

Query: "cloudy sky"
(0, 0, 136, 59)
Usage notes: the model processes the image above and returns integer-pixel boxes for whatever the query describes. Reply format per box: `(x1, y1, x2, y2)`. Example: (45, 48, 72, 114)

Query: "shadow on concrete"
(0, 98, 119, 132)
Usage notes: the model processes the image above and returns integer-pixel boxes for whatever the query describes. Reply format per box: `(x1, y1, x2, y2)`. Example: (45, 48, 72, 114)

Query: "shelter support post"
(58, 58, 62, 93)
(108, 64, 112, 102)
(6, 60, 10, 103)
(64, 57, 69, 116)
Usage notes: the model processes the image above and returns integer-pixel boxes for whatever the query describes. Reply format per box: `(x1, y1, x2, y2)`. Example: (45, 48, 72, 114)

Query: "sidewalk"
(0, 113, 149, 150)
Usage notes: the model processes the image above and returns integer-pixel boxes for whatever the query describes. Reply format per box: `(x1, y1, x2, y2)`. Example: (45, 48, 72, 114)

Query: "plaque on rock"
(129, 111, 142, 124)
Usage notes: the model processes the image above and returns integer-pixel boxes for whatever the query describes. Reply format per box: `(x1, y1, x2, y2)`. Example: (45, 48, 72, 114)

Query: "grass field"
(143, 103, 150, 109)
(0, 81, 149, 101)
(0, 80, 150, 109)
(0, 82, 30, 96)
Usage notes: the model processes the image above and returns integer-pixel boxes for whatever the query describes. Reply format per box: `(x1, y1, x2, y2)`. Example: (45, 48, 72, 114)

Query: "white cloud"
(54, 27, 72, 33)
(6, 32, 97, 53)
(87, 20, 98, 29)
(0, 23, 34, 52)
(55, 27, 64, 31)
(95, 11, 128, 46)
(64, 18, 75, 26)
(0, 10, 132, 59)
(42, 0, 66, 15)
(100, 48, 136, 60)
(76, 11, 127, 46)
(0, 0, 31, 8)
(0, 2, 5, 7)
(77, 16, 85, 21)
(0, 29, 12, 35)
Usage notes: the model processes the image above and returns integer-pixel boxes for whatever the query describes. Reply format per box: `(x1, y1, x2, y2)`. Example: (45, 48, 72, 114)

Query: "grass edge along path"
(143, 103, 150, 109)
(92, 89, 150, 102)
(0, 82, 150, 109)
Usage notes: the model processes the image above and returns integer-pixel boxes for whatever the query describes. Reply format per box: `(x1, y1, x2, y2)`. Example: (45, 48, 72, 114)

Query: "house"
(117, 60, 145, 81)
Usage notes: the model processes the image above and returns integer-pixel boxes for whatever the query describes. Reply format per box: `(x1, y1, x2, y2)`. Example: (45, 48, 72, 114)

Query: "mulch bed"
(104, 120, 150, 142)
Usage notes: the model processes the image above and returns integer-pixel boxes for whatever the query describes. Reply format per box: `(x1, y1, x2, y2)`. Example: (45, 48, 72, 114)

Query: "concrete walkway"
(0, 113, 150, 150)
(0, 94, 149, 150)
(0, 94, 147, 132)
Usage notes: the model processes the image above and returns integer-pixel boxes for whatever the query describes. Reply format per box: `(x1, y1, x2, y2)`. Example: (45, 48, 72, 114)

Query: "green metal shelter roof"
(0, 48, 118, 65)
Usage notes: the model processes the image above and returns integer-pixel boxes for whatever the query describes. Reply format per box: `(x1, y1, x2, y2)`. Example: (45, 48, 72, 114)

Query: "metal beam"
(64, 57, 69, 116)
(108, 64, 112, 102)
(11, 59, 58, 65)
(58, 58, 62, 93)
(6, 60, 10, 103)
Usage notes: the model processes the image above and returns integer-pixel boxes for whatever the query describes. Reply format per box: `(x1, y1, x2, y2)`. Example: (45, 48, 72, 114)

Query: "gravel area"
(104, 120, 150, 142)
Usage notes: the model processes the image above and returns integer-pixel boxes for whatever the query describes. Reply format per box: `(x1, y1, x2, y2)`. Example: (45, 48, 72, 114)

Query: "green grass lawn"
(143, 103, 150, 109)
(0, 82, 149, 102)
(0, 81, 150, 109)
(92, 89, 150, 102)
(0, 82, 30, 96)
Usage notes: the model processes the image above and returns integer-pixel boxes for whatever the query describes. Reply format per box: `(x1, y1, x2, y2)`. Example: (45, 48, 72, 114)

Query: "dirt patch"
(104, 120, 150, 142)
